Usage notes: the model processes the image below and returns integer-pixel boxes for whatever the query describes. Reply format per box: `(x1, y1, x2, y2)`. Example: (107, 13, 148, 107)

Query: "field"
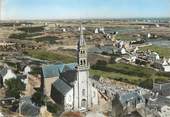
(90, 62, 170, 88)
(115, 34, 136, 41)
(24, 49, 76, 63)
(140, 45, 170, 58)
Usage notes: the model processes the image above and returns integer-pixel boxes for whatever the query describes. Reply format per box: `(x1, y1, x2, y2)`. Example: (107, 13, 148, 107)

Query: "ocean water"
(147, 39, 170, 48)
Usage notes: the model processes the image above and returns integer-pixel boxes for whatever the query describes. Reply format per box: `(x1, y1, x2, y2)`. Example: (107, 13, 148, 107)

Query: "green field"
(140, 45, 170, 58)
(90, 63, 170, 88)
(24, 50, 76, 63)
(17, 26, 45, 33)
(9, 32, 41, 40)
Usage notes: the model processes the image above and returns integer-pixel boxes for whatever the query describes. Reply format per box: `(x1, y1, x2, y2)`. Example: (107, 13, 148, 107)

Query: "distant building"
(141, 26, 145, 29)
(153, 59, 170, 72)
(114, 48, 127, 55)
(156, 24, 160, 28)
(148, 52, 160, 62)
(99, 27, 105, 34)
(147, 33, 151, 38)
(94, 28, 99, 34)
(0, 67, 16, 85)
(23, 65, 32, 75)
(153, 82, 170, 96)
(62, 28, 66, 32)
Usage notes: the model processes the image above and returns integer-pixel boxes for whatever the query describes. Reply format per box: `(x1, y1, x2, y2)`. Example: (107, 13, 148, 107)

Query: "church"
(42, 25, 98, 111)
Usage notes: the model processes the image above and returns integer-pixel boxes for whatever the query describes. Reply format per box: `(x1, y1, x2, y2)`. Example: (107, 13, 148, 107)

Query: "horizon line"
(1, 17, 170, 21)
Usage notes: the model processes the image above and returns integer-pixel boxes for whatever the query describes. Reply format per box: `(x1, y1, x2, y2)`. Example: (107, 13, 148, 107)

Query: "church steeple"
(78, 25, 86, 47)
(77, 25, 88, 68)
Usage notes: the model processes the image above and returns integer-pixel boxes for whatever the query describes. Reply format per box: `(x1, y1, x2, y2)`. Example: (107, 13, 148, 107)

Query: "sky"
(1, 0, 170, 20)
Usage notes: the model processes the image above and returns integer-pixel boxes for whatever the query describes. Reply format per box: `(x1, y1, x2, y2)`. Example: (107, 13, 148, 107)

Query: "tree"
(5, 78, 25, 99)
(47, 101, 59, 113)
(31, 88, 45, 106)
(139, 79, 153, 89)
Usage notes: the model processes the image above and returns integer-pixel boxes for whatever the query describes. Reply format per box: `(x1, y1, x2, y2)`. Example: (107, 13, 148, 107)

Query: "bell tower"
(74, 25, 92, 111)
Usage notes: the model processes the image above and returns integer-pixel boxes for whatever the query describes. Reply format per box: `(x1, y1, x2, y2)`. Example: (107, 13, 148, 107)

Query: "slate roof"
(119, 91, 145, 106)
(19, 97, 40, 117)
(52, 79, 72, 96)
(0, 67, 8, 77)
(42, 63, 77, 78)
(148, 96, 170, 108)
(60, 70, 77, 84)
(20, 103, 40, 117)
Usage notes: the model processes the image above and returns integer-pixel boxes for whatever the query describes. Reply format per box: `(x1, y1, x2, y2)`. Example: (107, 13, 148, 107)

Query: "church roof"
(60, 70, 77, 84)
(42, 63, 77, 78)
(52, 79, 72, 96)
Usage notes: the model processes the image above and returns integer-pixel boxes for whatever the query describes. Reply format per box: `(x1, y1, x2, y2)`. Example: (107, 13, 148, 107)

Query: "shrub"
(5, 78, 25, 98)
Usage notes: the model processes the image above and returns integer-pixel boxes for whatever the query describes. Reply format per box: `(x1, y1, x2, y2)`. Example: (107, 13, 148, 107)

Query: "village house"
(112, 91, 145, 117)
(146, 94, 170, 117)
(23, 65, 32, 76)
(42, 25, 99, 112)
(153, 82, 170, 96)
(147, 52, 160, 62)
(94, 28, 99, 34)
(153, 58, 170, 72)
(19, 97, 40, 117)
(0, 66, 16, 86)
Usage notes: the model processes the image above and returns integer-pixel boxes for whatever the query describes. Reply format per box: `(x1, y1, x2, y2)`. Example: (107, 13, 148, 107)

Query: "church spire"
(77, 25, 88, 68)
(78, 25, 86, 47)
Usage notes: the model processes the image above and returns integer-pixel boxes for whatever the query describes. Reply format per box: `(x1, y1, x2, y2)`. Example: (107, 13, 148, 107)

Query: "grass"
(24, 50, 76, 63)
(140, 45, 170, 58)
(90, 63, 170, 86)
(115, 34, 136, 41)
(90, 69, 143, 85)
(9, 32, 41, 39)
(17, 26, 44, 33)
(33, 36, 60, 44)
(9, 32, 61, 44)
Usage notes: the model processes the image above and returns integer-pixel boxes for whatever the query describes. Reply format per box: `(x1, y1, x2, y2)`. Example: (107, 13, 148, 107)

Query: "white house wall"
(163, 66, 170, 72)
(3, 69, 16, 83)
(91, 86, 98, 106)
(64, 88, 74, 111)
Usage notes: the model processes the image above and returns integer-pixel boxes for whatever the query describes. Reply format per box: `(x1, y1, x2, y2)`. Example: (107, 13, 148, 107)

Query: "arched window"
(81, 99, 86, 108)
(80, 60, 83, 65)
(82, 89, 85, 96)
(84, 60, 86, 65)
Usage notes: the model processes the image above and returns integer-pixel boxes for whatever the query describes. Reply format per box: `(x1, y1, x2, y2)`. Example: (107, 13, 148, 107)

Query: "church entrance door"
(81, 99, 87, 108)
